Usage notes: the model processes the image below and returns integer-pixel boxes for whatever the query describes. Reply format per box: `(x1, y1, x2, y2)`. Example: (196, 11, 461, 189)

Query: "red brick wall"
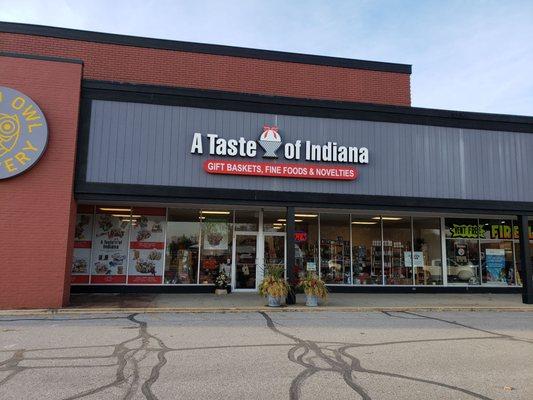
(0, 33, 410, 106)
(0, 55, 82, 309)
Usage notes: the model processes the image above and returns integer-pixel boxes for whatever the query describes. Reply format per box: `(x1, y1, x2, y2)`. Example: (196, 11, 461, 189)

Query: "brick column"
(0, 53, 82, 309)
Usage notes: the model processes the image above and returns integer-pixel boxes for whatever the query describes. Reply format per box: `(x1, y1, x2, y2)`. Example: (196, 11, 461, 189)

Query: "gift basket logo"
(258, 125, 282, 158)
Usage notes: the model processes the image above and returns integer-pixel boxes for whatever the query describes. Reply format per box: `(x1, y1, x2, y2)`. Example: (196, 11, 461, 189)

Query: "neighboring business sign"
(191, 125, 368, 180)
(450, 224, 486, 239)
(450, 223, 533, 240)
(0, 86, 48, 180)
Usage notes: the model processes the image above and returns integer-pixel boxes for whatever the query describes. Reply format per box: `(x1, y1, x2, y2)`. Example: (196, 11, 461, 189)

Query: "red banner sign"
(127, 276, 163, 284)
(129, 242, 165, 250)
(203, 160, 357, 180)
(71, 275, 89, 284)
(90, 275, 127, 284)
(73, 241, 92, 249)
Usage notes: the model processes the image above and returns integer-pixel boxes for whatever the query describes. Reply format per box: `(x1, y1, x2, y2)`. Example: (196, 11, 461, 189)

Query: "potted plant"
(298, 273, 328, 307)
(258, 265, 288, 307)
(214, 271, 230, 295)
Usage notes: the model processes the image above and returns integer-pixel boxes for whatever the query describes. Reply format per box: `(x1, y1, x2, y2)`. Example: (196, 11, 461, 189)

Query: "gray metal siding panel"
(85, 100, 533, 202)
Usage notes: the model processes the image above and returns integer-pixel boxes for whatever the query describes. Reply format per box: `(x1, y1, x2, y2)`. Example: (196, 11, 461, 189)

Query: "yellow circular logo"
(0, 86, 48, 180)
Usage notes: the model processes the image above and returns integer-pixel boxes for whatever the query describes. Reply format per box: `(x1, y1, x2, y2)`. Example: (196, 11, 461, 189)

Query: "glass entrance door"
(233, 233, 258, 290)
(264, 234, 286, 277)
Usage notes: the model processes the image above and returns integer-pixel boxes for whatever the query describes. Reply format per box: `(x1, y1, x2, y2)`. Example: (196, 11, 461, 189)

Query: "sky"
(2, 0, 533, 116)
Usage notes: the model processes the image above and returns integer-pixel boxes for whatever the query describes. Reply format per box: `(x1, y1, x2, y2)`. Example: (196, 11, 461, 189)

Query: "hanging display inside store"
(203, 220, 229, 251)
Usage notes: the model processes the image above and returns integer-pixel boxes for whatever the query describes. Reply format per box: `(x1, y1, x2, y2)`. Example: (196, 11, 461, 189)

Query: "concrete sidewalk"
(2, 292, 532, 315)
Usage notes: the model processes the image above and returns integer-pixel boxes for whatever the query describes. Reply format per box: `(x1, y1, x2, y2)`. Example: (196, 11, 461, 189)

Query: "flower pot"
(215, 288, 228, 295)
(305, 294, 318, 307)
(267, 295, 282, 307)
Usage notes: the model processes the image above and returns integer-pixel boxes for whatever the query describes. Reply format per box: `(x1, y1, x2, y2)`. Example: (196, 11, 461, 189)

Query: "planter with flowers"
(214, 271, 230, 295)
(258, 265, 288, 307)
(298, 273, 328, 307)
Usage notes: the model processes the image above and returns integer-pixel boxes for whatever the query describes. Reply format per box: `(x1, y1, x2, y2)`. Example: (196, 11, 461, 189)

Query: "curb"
(1, 306, 532, 316)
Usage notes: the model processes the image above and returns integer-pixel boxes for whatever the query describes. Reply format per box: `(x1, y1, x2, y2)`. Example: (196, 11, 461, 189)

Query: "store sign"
(191, 126, 368, 180)
(450, 224, 485, 239)
(0, 86, 48, 180)
(451, 223, 533, 240)
(490, 224, 533, 240)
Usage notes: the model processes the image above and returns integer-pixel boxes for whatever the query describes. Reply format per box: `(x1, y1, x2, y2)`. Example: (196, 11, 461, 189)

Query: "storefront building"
(0, 22, 532, 309)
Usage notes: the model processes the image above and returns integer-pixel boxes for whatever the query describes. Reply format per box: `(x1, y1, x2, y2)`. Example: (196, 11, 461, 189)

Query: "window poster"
(71, 205, 94, 284)
(485, 248, 506, 284)
(203, 220, 229, 251)
(127, 208, 166, 284)
(90, 207, 131, 284)
(404, 251, 424, 267)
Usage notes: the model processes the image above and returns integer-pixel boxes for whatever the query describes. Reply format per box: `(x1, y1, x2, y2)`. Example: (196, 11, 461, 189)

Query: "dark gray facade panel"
(85, 100, 533, 202)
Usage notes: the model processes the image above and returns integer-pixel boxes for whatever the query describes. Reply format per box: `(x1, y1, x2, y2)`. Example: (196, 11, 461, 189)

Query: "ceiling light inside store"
(295, 214, 317, 218)
(113, 214, 141, 218)
(352, 221, 378, 225)
(373, 217, 402, 221)
(121, 219, 137, 223)
(99, 208, 131, 212)
(277, 219, 303, 222)
(201, 211, 230, 215)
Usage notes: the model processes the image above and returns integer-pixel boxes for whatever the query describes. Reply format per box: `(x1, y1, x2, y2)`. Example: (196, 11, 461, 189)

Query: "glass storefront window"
(263, 209, 286, 233)
(412, 217, 442, 285)
(479, 218, 515, 285)
(382, 216, 412, 285)
(445, 218, 481, 285)
(294, 211, 319, 281)
(90, 207, 132, 284)
(72, 205, 524, 289)
(128, 208, 167, 284)
(351, 215, 381, 285)
(165, 208, 200, 284)
(199, 210, 233, 284)
(512, 218, 533, 287)
(234, 210, 259, 231)
(320, 213, 351, 284)
(71, 205, 95, 284)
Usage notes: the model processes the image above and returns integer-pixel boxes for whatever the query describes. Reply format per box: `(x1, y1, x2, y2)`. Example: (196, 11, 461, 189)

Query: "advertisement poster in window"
(71, 206, 94, 284)
(404, 251, 424, 267)
(128, 208, 166, 284)
(90, 209, 130, 284)
(203, 220, 229, 250)
(485, 248, 506, 284)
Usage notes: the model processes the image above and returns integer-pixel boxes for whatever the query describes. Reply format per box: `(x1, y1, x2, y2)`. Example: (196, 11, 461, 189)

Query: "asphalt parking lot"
(1, 311, 532, 400)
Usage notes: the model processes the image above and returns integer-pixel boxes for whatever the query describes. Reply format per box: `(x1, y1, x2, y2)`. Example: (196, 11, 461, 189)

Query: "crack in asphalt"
(0, 311, 531, 399)
(401, 311, 533, 344)
(258, 311, 533, 400)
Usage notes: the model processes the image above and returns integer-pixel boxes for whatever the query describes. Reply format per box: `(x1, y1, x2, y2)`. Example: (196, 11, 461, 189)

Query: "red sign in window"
(295, 231, 308, 242)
